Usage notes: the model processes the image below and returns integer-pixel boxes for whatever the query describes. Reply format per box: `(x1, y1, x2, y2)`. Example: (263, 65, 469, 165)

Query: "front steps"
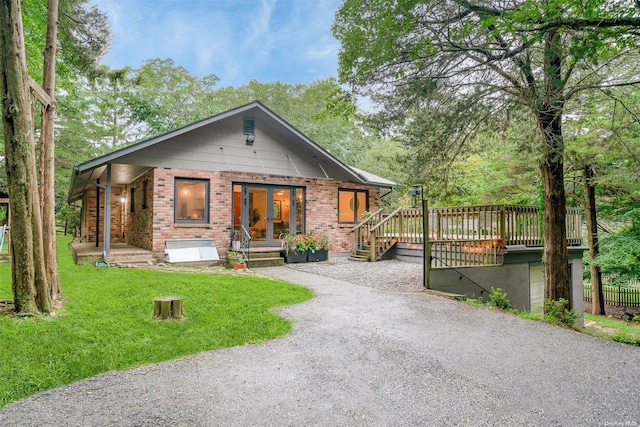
(349, 244, 371, 262)
(105, 249, 155, 266)
(245, 250, 284, 268)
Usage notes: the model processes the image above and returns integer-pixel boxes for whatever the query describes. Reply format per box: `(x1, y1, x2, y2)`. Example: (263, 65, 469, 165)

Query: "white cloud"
(92, 0, 341, 86)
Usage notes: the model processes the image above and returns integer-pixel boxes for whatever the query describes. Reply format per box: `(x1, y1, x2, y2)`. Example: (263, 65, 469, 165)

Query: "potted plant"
(226, 250, 246, 269)
(308, 231, 329, 262)
(233, 254, 247, 270)
(281, 233, 307, 263)
(231, 229, 241, 250)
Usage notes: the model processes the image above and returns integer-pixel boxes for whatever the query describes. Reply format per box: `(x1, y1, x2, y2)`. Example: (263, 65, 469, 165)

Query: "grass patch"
(464, 296, 640, 345)
(0, 235, 313, 408)
(583, 313, 640, 346)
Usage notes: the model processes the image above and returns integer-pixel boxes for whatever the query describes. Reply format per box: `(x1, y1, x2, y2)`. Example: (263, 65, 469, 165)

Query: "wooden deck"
(351, 204, 583, 265)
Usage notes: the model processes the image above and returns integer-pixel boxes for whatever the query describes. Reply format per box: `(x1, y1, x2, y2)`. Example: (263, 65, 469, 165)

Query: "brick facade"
(123, 169, 154, 250)
(83, 167, 381, 259)
(80, 187, 125, 245)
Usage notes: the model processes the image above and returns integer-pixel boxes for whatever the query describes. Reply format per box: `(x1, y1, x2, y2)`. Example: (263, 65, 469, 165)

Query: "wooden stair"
(349, 244, 371, 262)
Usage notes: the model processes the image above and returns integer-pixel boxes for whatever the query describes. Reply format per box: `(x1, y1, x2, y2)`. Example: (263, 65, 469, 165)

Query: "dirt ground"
(583, 300, 640, 319)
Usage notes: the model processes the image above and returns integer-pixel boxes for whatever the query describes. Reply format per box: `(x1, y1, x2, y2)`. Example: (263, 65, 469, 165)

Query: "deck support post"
(369, 228, 376, 262)
(423, 198, 430, 289)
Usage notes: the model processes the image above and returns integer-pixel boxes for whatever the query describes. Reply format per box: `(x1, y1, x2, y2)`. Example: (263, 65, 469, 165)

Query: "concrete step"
(246, 251, 282, 260)
(107, 254, 155, 264)
(247, 256, 284, 268)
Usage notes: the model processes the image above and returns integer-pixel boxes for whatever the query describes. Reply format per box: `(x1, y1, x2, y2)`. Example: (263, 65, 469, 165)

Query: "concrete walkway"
(1, 266, 639, 426)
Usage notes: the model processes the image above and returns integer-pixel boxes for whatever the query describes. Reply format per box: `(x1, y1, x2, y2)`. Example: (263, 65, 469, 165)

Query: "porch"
(351, 204, 583, 267)
(70, 240, 288, 268)
(70, 242, 154, 265)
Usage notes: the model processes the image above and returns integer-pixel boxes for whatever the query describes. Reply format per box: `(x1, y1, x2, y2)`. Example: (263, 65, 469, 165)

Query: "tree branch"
(533, 17, 640, 32)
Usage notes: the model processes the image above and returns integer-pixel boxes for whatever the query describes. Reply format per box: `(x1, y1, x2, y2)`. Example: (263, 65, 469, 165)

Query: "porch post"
(423, 198, 430, 289)
(103, 164, 112, 259)
(95, 179, 99, 247)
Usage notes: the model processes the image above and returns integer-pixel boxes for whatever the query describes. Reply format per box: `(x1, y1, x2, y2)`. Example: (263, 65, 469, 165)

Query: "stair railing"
(368, 207, 404, 261)
(350, 208, 384, 256)
(240, 225, 251, 264)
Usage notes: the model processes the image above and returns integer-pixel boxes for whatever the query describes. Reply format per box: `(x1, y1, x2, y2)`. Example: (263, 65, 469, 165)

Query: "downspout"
(380, 188, 393, 208)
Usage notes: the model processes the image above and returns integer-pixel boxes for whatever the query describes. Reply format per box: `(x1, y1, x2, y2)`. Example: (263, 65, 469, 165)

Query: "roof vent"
(243, 116, 255, 144)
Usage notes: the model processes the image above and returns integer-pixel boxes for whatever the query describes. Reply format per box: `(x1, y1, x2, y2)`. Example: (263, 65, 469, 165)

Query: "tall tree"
(575, 89, 640, 287)
(40, 0, 60, 299)
(0, 0, 50, 313)
(333, 0, 640, 306)
(125, 58, 219, 136)
(564, 84, 640, 313)
(582, 163, 605, 314)
(0, 0, 111, 194)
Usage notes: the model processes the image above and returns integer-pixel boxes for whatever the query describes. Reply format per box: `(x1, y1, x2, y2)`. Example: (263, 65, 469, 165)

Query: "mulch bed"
(583, 300, 640, 319)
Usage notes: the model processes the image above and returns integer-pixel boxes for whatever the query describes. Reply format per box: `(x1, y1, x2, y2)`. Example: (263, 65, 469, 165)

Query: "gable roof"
(68, 101, 394, 202)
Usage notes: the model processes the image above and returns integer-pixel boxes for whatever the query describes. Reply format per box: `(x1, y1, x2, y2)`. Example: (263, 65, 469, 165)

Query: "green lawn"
(0, 236, 313, 408)
(584, 313, 640, 346)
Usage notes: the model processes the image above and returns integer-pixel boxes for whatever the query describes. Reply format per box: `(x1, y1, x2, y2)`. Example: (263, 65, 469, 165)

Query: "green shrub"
(544, 298, 577, 326)
(489, 287, 511, 310)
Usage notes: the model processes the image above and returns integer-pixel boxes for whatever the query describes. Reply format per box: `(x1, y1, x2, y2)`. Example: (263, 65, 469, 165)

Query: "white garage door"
(530, 265, 544, 314)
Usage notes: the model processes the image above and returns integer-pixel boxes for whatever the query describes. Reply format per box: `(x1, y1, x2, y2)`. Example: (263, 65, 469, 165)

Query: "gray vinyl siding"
(117, 115, 329, 179)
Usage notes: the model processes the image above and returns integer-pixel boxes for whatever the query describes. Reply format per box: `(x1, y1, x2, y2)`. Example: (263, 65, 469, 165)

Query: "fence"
(601, 274, 640, 288)
(584, 283, 640, 307)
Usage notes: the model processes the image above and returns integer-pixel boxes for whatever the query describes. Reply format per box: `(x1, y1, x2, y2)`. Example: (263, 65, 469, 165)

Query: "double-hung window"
(175, 178, 209, 223)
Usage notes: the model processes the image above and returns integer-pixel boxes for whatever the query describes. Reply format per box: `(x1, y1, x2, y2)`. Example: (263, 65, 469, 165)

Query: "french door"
(233, 184, 304, 246)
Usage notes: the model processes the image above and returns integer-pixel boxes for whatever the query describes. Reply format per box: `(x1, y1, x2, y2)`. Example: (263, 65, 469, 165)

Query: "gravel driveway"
(1, 260, 639, 426)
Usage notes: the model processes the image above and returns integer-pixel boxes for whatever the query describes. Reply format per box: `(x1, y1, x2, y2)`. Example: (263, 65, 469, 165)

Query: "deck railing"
(431, 239, 505, 267)
(429, 205, 583, 247)
(351, 204, 583, 262)
(566, 207, 583, 246)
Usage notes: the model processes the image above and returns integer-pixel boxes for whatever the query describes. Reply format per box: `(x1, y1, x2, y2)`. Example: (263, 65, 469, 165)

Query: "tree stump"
(154, 296, 183, 320)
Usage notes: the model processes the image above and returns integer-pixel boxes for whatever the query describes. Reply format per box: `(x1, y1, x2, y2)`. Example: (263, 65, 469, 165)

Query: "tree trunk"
(540, 149, 570, 303)
(40, 0, 60, 299)
(0, 0, 51, 314)
(583, 164, 604, 315)
(539, 29, 570, 307)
